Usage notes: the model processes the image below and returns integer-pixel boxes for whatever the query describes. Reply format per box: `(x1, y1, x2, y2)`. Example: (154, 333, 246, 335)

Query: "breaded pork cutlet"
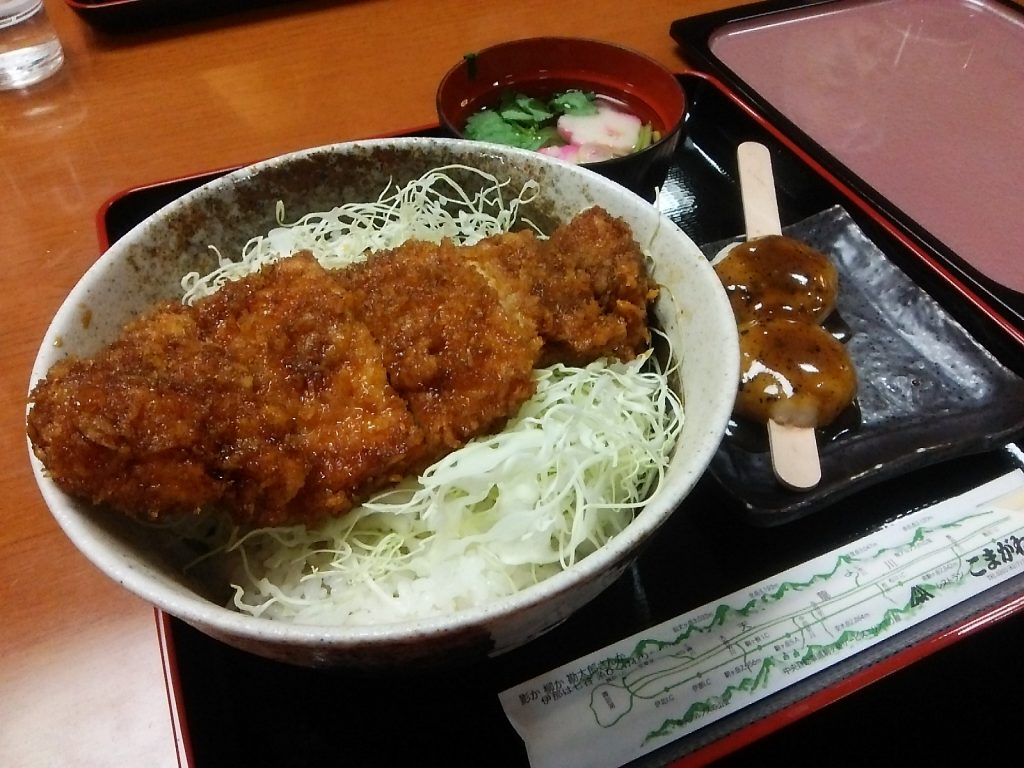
(333, 237, 542, 471)
(27, 207, 656, 527)
(468, 207, 657, 366)
(28, 255, 428, 527)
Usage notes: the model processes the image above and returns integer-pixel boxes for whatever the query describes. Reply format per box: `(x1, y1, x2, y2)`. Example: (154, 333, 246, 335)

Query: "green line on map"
(640, 590, 934, 743)
(581, 513, 997, 691)
(572, 507, 1020, 739)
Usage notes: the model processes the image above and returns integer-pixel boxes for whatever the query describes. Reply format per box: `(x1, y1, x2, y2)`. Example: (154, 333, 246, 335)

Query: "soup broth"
(463, 80, 664, 165)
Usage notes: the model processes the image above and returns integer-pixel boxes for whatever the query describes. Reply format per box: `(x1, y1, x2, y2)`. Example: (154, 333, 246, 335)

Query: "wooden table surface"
(4, 1, 1018, 766)
(0, 2, 758, 764)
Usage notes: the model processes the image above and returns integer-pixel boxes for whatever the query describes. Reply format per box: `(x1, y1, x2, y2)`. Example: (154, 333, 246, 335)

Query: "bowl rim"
(27, 135, 737, 651)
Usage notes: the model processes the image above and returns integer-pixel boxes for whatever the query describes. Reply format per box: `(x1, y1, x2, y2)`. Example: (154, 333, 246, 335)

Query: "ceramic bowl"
(27, 137, 737, 667)
(436, 37, 686, 201)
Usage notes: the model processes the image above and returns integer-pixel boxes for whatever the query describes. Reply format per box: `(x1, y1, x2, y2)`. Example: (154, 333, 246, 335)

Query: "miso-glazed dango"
(714, 234, 839, 325)
(734, 317, 857, 429)
(716, 235, 857, 432)
(720, 141, 858, 490)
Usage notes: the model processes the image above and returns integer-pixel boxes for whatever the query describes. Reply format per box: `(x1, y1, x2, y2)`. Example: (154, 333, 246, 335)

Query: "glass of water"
(0, 0, 64, 91)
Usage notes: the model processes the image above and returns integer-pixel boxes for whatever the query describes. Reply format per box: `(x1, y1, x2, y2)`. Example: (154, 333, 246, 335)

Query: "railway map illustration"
(501, 470, 1024, 768)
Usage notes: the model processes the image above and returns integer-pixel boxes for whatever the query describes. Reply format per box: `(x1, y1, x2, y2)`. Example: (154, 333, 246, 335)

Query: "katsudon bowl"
(27, 136, 738, 667)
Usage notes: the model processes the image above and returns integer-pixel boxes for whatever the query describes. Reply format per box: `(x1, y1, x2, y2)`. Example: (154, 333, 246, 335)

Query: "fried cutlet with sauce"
(336, 238, 541, 467)
(27, 207, 656, 527)
(28, 255, 429, 527)
(468, 206, 657, 366)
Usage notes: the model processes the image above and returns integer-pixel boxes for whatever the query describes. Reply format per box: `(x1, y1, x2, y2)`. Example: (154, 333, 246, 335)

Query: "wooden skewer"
(736, 141, 822, 491)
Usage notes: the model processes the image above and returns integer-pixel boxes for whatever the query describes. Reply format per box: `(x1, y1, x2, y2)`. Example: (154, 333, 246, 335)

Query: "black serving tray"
(65, 0, 312, 34)
(102, 73, 1024, 767)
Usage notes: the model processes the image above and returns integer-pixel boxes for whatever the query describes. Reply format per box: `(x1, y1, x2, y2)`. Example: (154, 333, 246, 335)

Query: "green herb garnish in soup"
(464, 89, 660, 164)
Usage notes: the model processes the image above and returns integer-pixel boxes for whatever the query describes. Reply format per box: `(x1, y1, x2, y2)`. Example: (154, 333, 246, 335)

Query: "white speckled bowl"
(27, 137, 738, 667)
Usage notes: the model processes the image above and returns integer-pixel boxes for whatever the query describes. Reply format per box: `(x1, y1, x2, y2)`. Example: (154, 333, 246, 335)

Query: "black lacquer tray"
(101, 73, 1024, 767)
(65, 0, 309, 33)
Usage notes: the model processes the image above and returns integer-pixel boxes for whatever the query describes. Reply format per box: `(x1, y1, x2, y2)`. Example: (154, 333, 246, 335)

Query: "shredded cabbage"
(222, 351, 681, 625)
(181, 164, 542, 303)
(173, 165, 683, 626)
